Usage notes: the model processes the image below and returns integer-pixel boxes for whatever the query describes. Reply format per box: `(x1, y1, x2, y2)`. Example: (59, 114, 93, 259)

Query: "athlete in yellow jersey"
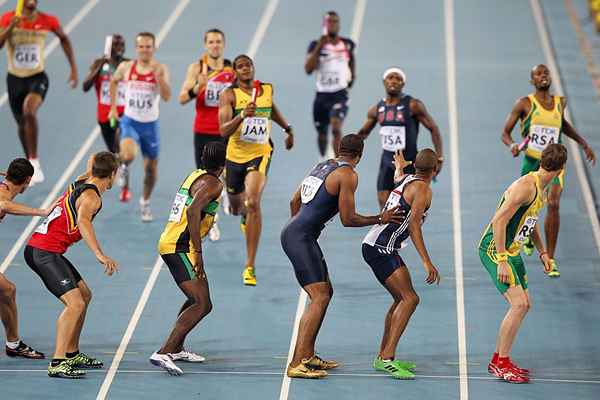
(501, 64, 596, 277)
(478, 144, 567, 384)
(219, 54, 294, 286)
(151, 142, 226, 376)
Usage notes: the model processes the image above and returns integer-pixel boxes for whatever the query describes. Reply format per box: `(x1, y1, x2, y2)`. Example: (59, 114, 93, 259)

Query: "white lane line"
(530, 0, 600, 257)
(444, 0, 469, 400)
(278, 289, 307, 400)
(0, 0, 102, 109)
(247, 0, 279, 59)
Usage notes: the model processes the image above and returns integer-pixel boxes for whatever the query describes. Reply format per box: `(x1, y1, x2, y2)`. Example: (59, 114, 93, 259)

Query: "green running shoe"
(373, 357, 415, 379)
(68, 352, 104, 369)
(523, 239, 535, 256)
(392, 359, 416, 372)
(547, 259, 560, 277)
(48, 360, 86, 379)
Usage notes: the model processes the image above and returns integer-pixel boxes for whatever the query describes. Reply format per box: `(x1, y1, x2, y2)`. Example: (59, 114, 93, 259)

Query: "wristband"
(496, 251, 508, 262)
(188, 87, 197, 99)
(377, 214, 383, 224)
(538, 251, 548, 260)
(284, 124, 293, 134)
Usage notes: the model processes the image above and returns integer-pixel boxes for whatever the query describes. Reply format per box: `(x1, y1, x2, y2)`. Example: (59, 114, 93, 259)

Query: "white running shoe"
(139, 198, 153, 222)
(167, 349, 206, 363)
(117, 164, 128, 189)
(29, 158, 45, 185)
(221, 189, 231, 215)
(208, 214, 220, 242)
(149, 352, 183, 375)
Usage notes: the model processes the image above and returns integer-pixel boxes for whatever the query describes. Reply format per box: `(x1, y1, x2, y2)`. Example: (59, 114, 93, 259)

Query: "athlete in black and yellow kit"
(501, 64, 596, 277)
(151, 142, 226, 376)
(218, 54, 294, 286)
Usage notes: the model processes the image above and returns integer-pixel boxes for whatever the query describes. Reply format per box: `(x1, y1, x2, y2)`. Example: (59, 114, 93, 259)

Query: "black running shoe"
(47, 360, 86, 379)
(68, 352, 103, 369)
(5, 341, 45, 359)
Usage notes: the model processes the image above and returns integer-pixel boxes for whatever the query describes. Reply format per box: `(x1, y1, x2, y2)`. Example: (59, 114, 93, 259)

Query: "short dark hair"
(204, 28, 225, 43)
(6, 158, 34, 185)
(325, 10, 339, 18)
(92, 152, 119, 178)
(202, 142, 226, 171)
(338, 134, 364, 158)
(540, 143, 567, 172)
(233, 54, 253, 69)
(414, 148, 438, 175)
(136, 32, 156, 45)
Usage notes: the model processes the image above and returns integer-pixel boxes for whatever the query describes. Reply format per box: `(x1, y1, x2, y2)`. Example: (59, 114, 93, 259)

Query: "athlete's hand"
(435, 158, 443, 176)
(583, 145, 596, 166)
(539, 252, 552, 274)
(380, 205, 405, 225)
(8, 16, 20, 30)
(285, 131, 294, 150)
(510, 143, 520, 157)
(318, 35, 331, 48)
(497, 261, 511, 284)
(68, 69, 78, 89)
(242, 102, 256, 119)
(393, 150, 412, 173)
(108, 107, 120, 123)
(201, 54, 209, 76)
(424, 261, 440, 285)
(193, 258, 206, 280)
(97, 254, 119, 276)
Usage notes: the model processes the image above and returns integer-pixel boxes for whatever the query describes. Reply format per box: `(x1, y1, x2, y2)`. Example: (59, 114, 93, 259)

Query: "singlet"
(520, 94, 563, 160)
(95, 61, 126, 123)
(479, 172, 545, 257)
(307, 37, 354, 93)
(376, 95, 419, 161)
(226, 83, 273, 163)
(28, 181, 102, 254)
(0, 11, 60, 77)
(363, 175, 428, 251)
(194, 59, 234, 135)
(158, 169, 220, 254)
(289, 160, 353, 237)
(123, 61, 160, 123)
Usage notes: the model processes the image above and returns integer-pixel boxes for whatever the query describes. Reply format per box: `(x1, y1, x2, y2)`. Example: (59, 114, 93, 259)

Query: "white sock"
(28, 158, 40, 169)
(6, 340, 20, 349)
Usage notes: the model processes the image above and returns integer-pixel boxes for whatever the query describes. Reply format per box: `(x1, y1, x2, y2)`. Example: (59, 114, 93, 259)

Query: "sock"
(381, 358, 392, 363)
(491, 352, 499, 364)
(498, 356, 510, 368)
(51, 358, 65, 367)
(28, 158, 40, 168)
(66, 350, 79, 359)
(6, 340, 20, 350)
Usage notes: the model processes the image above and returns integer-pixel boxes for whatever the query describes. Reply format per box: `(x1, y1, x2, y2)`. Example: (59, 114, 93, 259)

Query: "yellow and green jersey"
(520, 94, 563, 160)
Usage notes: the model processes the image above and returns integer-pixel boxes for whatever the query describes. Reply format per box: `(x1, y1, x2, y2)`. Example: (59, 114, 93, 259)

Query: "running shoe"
(499, 366, 529, 383)
(29, 159, 45, 185)
(392, 359, 416, 372)
(47, 360, 86, 379)
(119, 186, 131, 203)
(67, 352, 103, 369)
(522, 238, 534, 256)
(547, 259, 560, 277)
(242, 266, 256, 286)
(488, 361, 502, 377)
(305, 354, 339, 370)
(5, 341, 45, 359)
(167, 349, 205, 363)
(209, 215, 220, 242)
(140, 198, 153, 222)
(149, 352, 183, 376)
(286, 360, 328, 379)
(373, 357, 415, 379)
(508, 360, 530, 376)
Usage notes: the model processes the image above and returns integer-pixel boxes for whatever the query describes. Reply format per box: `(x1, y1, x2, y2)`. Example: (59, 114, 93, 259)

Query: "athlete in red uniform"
(24, 152, 119, 379)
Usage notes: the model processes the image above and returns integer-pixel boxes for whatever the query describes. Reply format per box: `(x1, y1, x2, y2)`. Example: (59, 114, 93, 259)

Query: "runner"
(0, 0, 78, 185)
(501, 64, 596, 277)
(281, 134, 403, 379)
(178, 28, 234, 241)
(151, 142, 226, 376)
(82, 34, 128, 153)
(109, 32, 171, 221)
(218, 54, 293, 286)
(479, 144, 567, 384)
(358, 67, 444, 208)
(305, 11, 355, 157)
(362, 149, 440, 380)
(24, 152, 119, 379)
(0, 158, 51, 360)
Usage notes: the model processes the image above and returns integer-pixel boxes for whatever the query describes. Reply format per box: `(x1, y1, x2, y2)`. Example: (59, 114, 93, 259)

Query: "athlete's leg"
(55, 288, 86, 359)
(0, 273, 18, 342)
(21, 93, 43, 159)
(142, 157, 158, 201)
(495, 285, 530, 358)
(119, 138, 138, 166)
(228, 193, 245, 216)
(68, 280, 92, 353)
(330, 117, 343, 157)
(317, 127, 329, 157)
(244, 170, 267, 268)
(545, 183, 562, 259)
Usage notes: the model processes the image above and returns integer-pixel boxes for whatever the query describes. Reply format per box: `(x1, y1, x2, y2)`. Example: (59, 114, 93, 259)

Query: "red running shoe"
(6, 341, 45, 359)
(508, 360, 530, 375)
(488, 361, 502, 377)
(120, 187, 131, 203)
(500, 367, 530, 383)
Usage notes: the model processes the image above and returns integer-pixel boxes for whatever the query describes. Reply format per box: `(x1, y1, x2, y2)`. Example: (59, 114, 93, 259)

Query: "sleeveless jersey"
(194, 60, 234, 135)
(377, 95, 419, 161)
(95, 61, 126, 123)
(363, 175, 427, 251)
(520, 94, 563, 160)
(479, 172, 545, 257)
(158, 169, 220, 254)
(0, 11, 60, 77)
(226, 83, 273, 163)
(124, 61, 160, 122)
(307, 37, 354, 93)
(28, 181, 102, 254)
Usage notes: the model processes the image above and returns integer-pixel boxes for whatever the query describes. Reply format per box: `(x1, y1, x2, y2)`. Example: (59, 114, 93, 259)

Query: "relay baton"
(103, 35, 113, 59)
(15, 0, 24, 17)
(251, 80, 260, 103)
(322, 14, 329, 35)
(518, 136, 530, 152)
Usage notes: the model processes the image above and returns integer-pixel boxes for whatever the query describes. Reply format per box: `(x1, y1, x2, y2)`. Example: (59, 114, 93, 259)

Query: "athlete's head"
(338, 134, 364, 162)
(204, 29, 225, 60)
(233, 54, 254, 83)
(414, 148, 438, 177)
(202, 142, 226, 174)
(382, 67, 406, 96)
(323, 11, 340, 37)
(6, 158, 34, 192)
(111, 34, 126, 59)
(540, 143, 567, 173)
(530, 64, 551, 91)
(136, 32, 156, 62)
(25, 0, 37, 12)
(91, 152, 119, 189)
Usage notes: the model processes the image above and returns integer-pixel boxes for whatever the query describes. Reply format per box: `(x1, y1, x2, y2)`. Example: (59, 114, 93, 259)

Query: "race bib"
(13, 44, 41, 70)
(300, 176, 324, 204)
(528, 125, 559, 153)
(204, 80, 229, 107)
(383, 191, 401, 211)
(240, 117, 270, 144)
(319, 69, 342, 89)
(100, 81, 126, 106)
(515, 216, 538, 243)
(380, 126, 406, 152)
(168, 193, 188, 223)
(35, 206, 62, 235)
(127, 90, 155, 112)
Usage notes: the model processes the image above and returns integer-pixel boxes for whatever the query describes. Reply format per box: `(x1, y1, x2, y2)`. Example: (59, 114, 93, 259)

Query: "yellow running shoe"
(305, 354, 339, 370)
(243, 266, 256, 286)
(287, 360, 328, 379)
(522, 238, 534, 256)
(547, 259, 560, 277)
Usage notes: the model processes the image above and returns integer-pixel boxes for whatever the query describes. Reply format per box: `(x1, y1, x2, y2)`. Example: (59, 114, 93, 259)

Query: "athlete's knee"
(0, 281, 16, 302)
(79, 287, 92, 306)
(404, 292, 419, 309)
(310, 290, 332, 307)
(66, 297, 86, 315)
(245, 196, 261, 214)
(511, 299, 529, 315)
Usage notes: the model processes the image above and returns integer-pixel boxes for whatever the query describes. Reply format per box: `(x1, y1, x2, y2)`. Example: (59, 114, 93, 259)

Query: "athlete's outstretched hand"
(424, 261, 440, 285)
(97, 254, 119, 276)
(393, 150, 412, 172)
(539, 252, 552, 274)
(68, 69, 78, 89)
(584, 145, 596, 166)
(242, 102, 256, 119)
(510, 143, 520, 157)
(497, 261, 511, 284)
(285, 129, 294, 150)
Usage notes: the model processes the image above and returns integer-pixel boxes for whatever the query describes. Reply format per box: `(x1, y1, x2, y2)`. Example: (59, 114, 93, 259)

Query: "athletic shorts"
(478, 239, 528, 294)
(120, 116, 160, 159)
(194, 133, 226, 169)
(24, 245, 83, 299)
(99, 120, 120, 154)
(521, 155, 564, 188)
(160, 252, 199, 285)
(225, 153, 272, 195)
(281, 222, 328, 287)
(7, 72, 49, 121)
(312, 89, 349, 133)
(377, 150, 416, 192)
(361, 243, 405, 285)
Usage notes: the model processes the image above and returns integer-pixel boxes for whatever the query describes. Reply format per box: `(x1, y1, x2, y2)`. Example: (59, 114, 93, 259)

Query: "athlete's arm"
(187, 175, 223, 259)
(357, 105, 378, 140)
(109, 61, 129, 120)
(53, 25, 78, 88)
(502, 97, 529, 157)
(530, 224, 552, 273)
(0, 199, 52, 217)
(82, 58, 105, 92)
(560, 98, 596, 165)
(304, 39, 324, 74)
(412, 99, 443, 173)
(219, 88, 244, 138)
(155, 63, 171, 102)
(347, 40, 356, 88)
(289, 187, 301, 217)
(178, 63, 201, 104)
(76, 190, 118, 275)
(0, 15, 20, 49)
(271, 102, 294, 150)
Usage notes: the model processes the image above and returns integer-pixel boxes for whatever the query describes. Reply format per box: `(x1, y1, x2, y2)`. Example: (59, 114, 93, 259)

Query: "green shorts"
(521, 155, 564, 188)
(479, 238, 528, 294)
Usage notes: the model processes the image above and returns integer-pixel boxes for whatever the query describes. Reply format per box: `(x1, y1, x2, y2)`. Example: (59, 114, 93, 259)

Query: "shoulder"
(38, 12, 61, 29)
(187, 62, 200, 73)
(307, 40, 318, 52)
(341, 37, 355, 50)
(0, 11, 14, 27)
(559, 96, 567, 108)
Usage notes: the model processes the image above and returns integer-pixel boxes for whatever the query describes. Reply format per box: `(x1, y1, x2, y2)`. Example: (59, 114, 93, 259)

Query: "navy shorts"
(361, 243, 405, 285)
(120, 116, 160, 159)
(7, 72, 49, 121)
(312, 89, 349, 134)
(281, 222, 328, 287)
(377, 150, 416, 192)
(24, 245, 83, 299)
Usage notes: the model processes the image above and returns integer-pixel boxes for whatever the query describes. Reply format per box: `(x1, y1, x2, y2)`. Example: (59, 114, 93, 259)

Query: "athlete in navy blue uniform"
(358, 67, 443, 208)
(305, 11, 355, 157)
(281, 134, 403, 379)
(362, 149, 440, 379)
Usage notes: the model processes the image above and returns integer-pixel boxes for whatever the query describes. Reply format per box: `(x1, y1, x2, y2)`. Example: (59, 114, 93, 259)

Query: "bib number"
(319, 70, 342, 88)
(528, 125, 559, 153)
(380, 126, 406, 152)
(204, 80, 229, 107)
(300, 176, 324, 204)
(516, 216, 538, 243)
(13, 44, 41, 70)
(241, 117, 270, 144)
(35, 206, 62, 235)
(168, 193, 188, 222)
(100, 81, 126, 106)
